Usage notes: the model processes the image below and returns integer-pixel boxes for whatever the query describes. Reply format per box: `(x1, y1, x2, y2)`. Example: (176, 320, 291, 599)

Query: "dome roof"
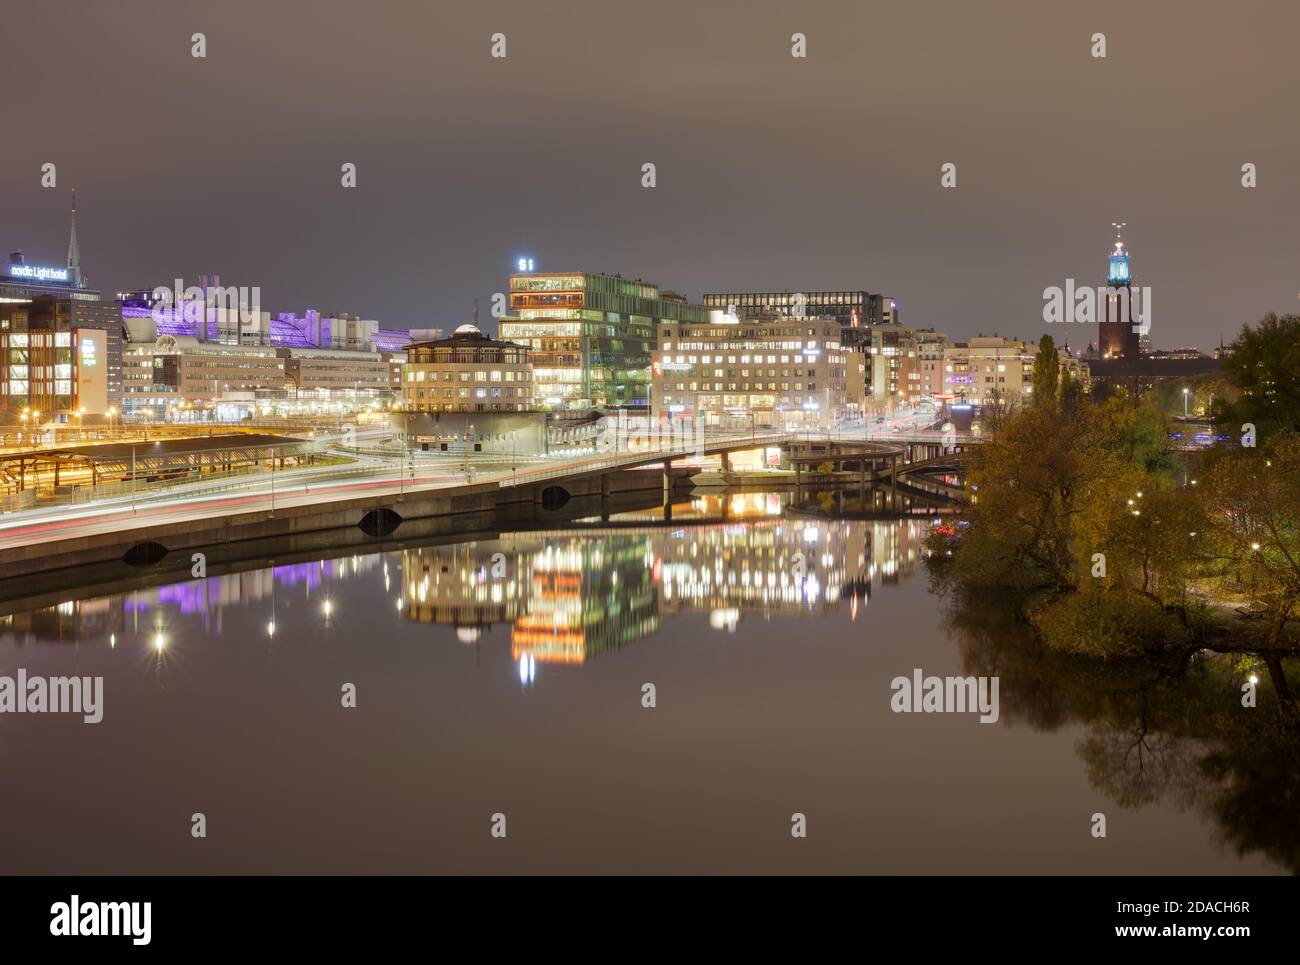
(453, 323, 482, 336)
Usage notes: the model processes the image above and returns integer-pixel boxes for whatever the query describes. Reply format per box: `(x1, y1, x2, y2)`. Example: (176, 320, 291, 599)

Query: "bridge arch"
(540, 485, 571, 510)
(123, 541, 170, 567)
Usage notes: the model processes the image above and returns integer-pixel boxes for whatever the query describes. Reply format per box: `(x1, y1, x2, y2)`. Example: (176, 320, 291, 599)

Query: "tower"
(1098, 223, 1137, 360)
(66, 189, 84, 289)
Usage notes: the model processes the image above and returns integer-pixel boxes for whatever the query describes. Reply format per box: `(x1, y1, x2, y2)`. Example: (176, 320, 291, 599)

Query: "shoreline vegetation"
(924, 316, 1300, 871)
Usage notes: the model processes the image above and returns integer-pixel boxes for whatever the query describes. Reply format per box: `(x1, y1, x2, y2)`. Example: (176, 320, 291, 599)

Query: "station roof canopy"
(0, 433, 314, 481)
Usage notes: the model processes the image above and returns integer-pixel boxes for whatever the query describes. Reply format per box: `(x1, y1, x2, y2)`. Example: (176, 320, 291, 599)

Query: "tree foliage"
(1215, 313, 1300, 436)
(1031, 334, 1059, 407)
(936, 313, 1300, 658)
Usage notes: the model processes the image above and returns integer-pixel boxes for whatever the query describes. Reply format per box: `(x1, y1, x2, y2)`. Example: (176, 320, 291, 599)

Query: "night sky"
(5, 0, 1297, 349)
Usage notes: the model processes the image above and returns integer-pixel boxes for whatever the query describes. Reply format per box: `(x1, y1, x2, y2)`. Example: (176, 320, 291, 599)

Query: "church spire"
(67, 189, 83, 289)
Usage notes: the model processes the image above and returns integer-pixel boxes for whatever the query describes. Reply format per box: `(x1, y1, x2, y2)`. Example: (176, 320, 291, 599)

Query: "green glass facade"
(501, 272, 709, 412)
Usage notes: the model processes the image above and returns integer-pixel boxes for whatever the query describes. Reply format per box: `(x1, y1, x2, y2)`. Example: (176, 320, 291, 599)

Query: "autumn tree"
(1203, 429, 1300, 649)
(1031, 334, 1060, 407)
(1215, 313, 1300, 436)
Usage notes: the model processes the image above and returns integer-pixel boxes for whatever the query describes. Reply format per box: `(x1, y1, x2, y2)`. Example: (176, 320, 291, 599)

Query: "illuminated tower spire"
(1099, 222, 1136, 360)
(66, 189, 83, 289)
(1107, 221, 1129, 287)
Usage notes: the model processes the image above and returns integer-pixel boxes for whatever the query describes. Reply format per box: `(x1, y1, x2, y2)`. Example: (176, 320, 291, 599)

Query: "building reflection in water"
(398, 515, 929, 677)
(0, 516, 928, 685)
(0, 555, 378, 648)
(401, 537, 661, 671)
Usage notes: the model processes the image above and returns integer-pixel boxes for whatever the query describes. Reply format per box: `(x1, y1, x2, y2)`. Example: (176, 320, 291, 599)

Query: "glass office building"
(500, 272, 709, 412)
(701, 290, 897, 352)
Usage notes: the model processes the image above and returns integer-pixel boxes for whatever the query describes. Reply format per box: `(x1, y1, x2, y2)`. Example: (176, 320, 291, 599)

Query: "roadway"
(0, 431, 792, 552)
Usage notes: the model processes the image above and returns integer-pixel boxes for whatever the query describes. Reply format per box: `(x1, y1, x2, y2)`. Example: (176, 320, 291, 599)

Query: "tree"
(951, 399, 1126, 591)
(1060, 368, 1086, 418)
(1097, 392, 1181, 476)
(1032, 334, 1060, 407)
(1204, 429, 1300, 649)
(942, 389, 1205, 650)
(978, 386, 1018, 435)
(1215, 313, 1300, 436)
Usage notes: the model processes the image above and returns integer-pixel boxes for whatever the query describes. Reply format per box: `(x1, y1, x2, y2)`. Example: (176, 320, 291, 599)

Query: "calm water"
(0, 492, 1287, 874)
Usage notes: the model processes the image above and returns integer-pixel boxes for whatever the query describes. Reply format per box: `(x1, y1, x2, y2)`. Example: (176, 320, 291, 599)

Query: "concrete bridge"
(0, 429, 979, 580)
(0, 432, 791, 579)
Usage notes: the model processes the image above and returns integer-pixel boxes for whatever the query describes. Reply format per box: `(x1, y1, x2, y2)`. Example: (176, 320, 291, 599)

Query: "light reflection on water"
(0, 497, 1287, 874)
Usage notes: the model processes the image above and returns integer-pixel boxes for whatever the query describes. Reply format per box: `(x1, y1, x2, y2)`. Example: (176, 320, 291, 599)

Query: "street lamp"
(1182, 386, 1190, 419)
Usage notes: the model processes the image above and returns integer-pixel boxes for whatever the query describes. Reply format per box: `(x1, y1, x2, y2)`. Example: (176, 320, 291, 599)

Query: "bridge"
(0, 431, 793, 578)
(0, 429, 977, 580)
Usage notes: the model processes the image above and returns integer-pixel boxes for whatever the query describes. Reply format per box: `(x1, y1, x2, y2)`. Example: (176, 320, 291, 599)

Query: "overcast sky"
(4, 0, 1297, 349)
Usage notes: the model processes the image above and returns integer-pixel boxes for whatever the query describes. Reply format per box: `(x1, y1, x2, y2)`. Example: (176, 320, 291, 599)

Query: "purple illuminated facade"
(122, 302, 411, 354)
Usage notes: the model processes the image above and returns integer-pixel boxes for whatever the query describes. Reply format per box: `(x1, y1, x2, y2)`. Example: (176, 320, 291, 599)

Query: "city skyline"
(5, 0, 1298, 346)
(1, 0, 1297, 901)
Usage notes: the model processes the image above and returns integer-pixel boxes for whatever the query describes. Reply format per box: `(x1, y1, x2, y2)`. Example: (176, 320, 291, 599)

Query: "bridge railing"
(859, 430, 980, 443)
(495, 432, 791, 488)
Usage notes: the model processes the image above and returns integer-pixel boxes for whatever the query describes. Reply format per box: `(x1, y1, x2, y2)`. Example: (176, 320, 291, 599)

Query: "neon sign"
(8, 264, 70, 283)
(516, 257, 535, 272)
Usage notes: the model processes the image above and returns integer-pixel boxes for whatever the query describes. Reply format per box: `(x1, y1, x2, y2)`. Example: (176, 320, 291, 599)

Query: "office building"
(278, 347, 393, 398)
(701, 290, 897, 355)
(914, 329, 950, 399)
(500, 271, 709, 412)
(943, 336, 1089, 406)
(651, 312, 853, 429)
(0, 296, 120, 417)
(400, 324, 533, 414)
(943, 337, 1031, 405)
(863, 324, 922, 412)
(3, 197, 124, 414)
(122, 337, 286, 417)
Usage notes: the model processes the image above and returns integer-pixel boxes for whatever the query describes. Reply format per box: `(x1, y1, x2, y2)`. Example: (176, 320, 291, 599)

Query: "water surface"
(0, 492, 1286, 873)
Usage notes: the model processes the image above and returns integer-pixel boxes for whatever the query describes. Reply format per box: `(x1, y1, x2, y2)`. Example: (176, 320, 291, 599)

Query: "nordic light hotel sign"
(8, 263, 71, 283)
